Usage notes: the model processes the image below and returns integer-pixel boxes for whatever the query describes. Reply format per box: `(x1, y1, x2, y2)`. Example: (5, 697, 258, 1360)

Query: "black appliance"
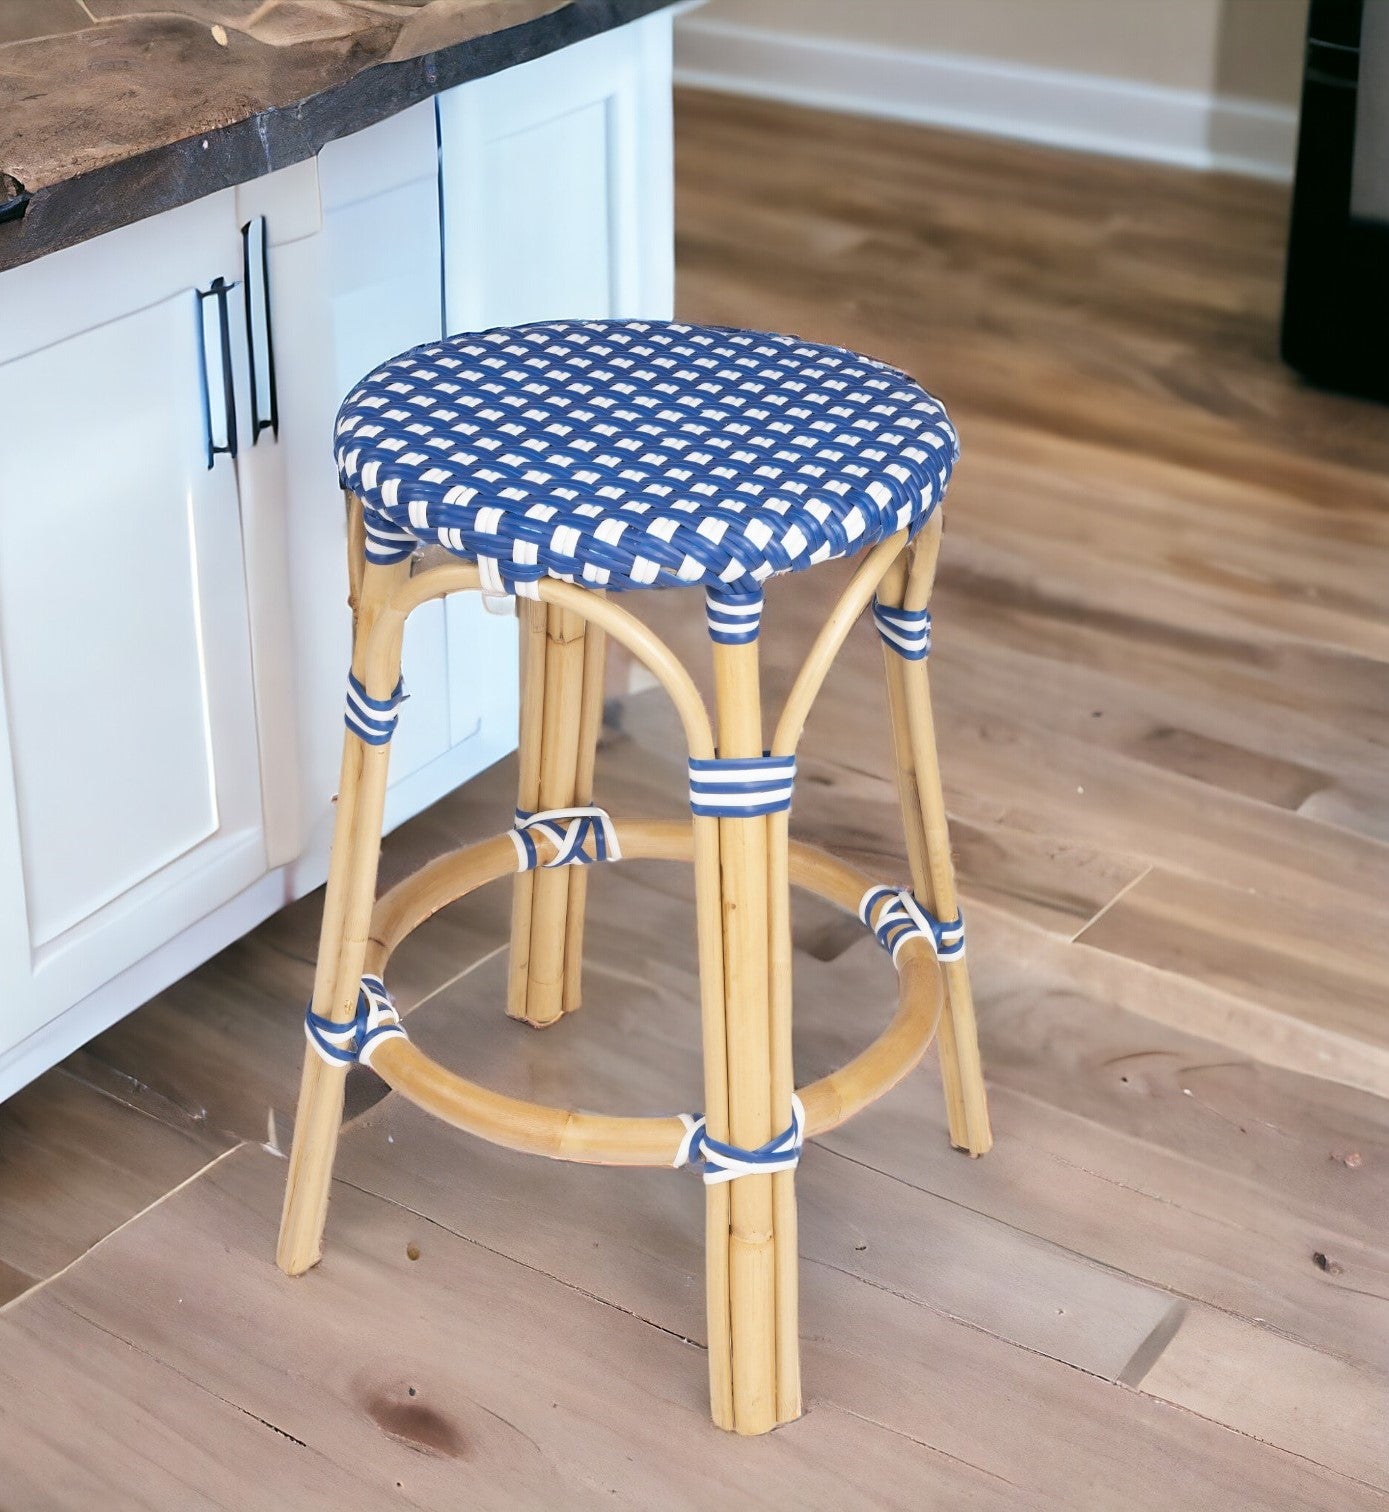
(1281, 0, 1389, 400)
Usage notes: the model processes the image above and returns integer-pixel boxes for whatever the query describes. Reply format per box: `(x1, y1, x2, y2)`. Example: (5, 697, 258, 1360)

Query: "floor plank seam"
(398, 940, 509, 1022)
(1114, 1381, 1389, 1500)
(260, 934, 317, 971)
(56, 1056, 213, 1135)
(827, 1403, 1026, 1493)
(0, 1142, 247, 1319)
(809, 1251, 1389, 1495)
(819, 1133, 1241, 1244)
(332, 1172, 708, 1352)
(814, 1140, 1382, 1375)
(46, 1292, 331, 1464)
(1008, 916, 1389, 1102)
(804, 1249, 1104, 1377)
(986, 1103, 1383, 1263)
(1068, 862, 1155, 943)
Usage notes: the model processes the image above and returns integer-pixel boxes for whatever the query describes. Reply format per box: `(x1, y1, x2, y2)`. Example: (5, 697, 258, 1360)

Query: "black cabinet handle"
(197, 276, 239, 468)
(241, 217, 279, 444)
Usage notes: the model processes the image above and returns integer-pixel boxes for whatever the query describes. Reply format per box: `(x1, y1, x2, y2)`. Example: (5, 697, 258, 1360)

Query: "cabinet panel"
(438, 14, 676, 332)
(478, 98, 616, 324)
(0, 298, 221, 943)
(273, 102, 492, 882)
(0, 271, 266, 1047)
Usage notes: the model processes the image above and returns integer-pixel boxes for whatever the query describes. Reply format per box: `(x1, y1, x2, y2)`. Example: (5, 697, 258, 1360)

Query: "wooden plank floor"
(2, 93, 1388, 1507)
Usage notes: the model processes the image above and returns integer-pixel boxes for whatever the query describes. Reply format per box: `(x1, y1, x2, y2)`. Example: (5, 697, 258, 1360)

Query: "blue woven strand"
(872, 599, 932, 660)
(674, 1095, 806, 1185)
(362, 506, 418, 565)
(335, 320, 958, 597)
(859, 885, 964, 964)
(689, 754, 796, 818)
(345, 671, 406, 745)
(705, 587, 764, 645)
(511, 807, 622, 870)
(304, 975, 407, 1069)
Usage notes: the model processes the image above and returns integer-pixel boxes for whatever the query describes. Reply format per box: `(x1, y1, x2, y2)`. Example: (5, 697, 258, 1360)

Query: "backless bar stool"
(277, 320, 992, 1436)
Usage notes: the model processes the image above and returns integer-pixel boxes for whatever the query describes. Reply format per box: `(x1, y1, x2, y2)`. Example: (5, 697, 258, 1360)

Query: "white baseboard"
(674, 16, 1297, 182)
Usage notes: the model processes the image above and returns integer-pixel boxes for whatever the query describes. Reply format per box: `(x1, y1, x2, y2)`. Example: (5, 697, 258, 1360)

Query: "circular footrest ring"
(361, 819, 942, 1167)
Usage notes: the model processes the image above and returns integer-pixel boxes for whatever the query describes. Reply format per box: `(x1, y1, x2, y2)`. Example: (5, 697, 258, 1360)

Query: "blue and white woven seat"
(335, 319, 958, 598)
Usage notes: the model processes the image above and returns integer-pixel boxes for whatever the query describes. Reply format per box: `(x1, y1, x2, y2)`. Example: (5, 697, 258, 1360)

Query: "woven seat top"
(335, 319, 958, 598)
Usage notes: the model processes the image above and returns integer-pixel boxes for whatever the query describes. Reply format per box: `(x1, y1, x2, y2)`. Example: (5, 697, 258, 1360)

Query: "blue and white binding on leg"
(706, 588, 764, 645)
(345, 671, 407, 745)
(304, 975, 408, 1069)
(689, 755, 796, 818)
(674, 1095, 806, 1184)
(872, 599, 932, 660)
(859, 885, 965, 965)
(510, 807, 622, 870)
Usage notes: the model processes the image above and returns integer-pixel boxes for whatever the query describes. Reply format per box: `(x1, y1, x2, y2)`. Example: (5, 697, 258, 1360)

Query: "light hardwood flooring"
(1, 92, 1387, 1508)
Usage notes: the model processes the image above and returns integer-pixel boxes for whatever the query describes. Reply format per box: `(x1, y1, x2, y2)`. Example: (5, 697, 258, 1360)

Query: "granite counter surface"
(0, 0, 676, 271)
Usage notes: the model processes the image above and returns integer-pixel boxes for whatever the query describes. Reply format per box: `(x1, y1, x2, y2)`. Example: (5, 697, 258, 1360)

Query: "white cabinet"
(438, 17, 675, 330)
(0, 10, 675, 1097)
(0, 194, 267, 1052)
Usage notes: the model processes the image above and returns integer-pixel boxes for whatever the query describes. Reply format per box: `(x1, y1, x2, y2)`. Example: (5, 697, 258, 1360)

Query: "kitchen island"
(0, 0, 679, 1096)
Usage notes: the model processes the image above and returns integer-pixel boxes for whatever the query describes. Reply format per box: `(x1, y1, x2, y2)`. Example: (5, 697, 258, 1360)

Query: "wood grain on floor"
(0, 92, 1386, 1507)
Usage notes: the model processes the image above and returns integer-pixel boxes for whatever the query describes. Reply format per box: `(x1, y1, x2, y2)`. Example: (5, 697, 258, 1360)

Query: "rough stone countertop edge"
(0, 0, 677, 274)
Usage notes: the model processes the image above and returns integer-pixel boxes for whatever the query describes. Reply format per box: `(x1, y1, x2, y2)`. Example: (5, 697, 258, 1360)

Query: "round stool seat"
(334, 319, 958, 598)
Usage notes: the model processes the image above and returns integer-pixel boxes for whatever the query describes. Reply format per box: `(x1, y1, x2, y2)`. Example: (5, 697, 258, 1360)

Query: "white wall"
(676, 0, 1309, 180)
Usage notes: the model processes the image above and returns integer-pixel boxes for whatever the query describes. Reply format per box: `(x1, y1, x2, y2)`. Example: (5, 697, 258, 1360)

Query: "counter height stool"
(277, 319, 992, 1437)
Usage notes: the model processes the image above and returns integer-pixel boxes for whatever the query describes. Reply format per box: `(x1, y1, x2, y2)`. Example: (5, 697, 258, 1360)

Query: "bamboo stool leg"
(878, 528, 992, 1157)
(277, 540, 412, 1274)
(561, 605, 607, 1014)
(692, 806, 736, 1431)
(708, 637, 800, 1434)
(767, 799, 801, 1423)
(507, 601, 605, 1026)
(506, 599, 547, 1022)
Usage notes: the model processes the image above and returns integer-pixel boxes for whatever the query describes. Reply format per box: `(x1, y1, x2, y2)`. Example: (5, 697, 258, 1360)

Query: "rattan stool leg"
(706, 637, 801, 1434)
(767, 798, 802, 1424)
(562, 603, 607, 1013)
(880, 528, 992, 1157)
(277, 544, 411, 1274)
(507, 600, 606, 1026)
(507, 599, 547, 1023)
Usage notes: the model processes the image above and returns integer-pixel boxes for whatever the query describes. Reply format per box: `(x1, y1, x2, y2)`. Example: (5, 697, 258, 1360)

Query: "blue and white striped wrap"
(689, 754, 796, 818)
(872, 599, 932, 660)
(345, 671, 407, 745)
(510, 806, 622, 870)
(859, 885, 964, 964)
(304, 975, 407, 1068)
(674, 1095, 806, 1184)
(705, 587, 764, 645)
(362, 506, 419, 566)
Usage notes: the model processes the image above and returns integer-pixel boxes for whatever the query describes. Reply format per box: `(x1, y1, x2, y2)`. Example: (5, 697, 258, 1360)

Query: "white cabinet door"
(437, 13, 676, 332)
(0, 196, 267, 1055)
(265, 103, 519, 893)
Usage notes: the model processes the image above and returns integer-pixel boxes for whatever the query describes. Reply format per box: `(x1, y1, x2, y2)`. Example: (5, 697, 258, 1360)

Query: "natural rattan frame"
(277, 495, 992, 1438)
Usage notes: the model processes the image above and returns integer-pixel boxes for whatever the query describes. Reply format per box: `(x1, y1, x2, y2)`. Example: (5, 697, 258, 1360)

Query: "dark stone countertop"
(0, 0, 676, 272)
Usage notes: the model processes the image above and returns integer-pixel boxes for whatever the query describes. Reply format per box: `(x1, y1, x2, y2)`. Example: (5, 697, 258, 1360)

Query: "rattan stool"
(277, 320, 992, 1436)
